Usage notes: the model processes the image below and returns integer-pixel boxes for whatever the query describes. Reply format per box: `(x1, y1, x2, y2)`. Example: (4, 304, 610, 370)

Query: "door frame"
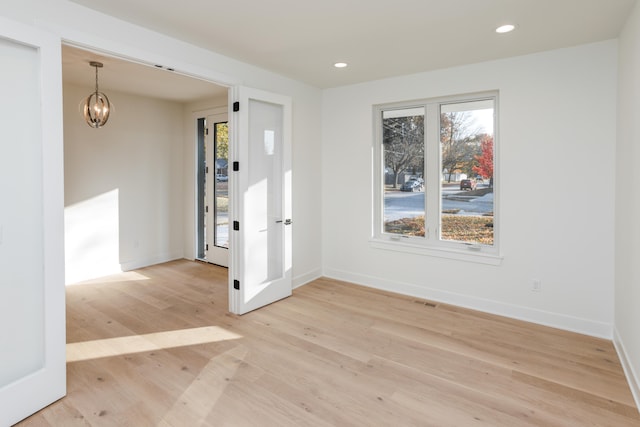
(59, 38, 240, 271)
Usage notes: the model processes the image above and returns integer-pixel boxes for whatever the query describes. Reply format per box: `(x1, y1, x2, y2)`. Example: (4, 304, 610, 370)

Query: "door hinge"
(233, 221, 240, 231)
(205, 206, 209, 213)
(233, 161, 239, 171)
(233, 280, 240, 290)
(206, 244, 209, 251)
(233, 101, 240, 112)
(205, 128, 209, 135)
(205, 166, 209, 174)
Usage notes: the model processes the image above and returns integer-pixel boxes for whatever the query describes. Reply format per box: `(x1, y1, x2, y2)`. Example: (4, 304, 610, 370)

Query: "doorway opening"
(61, 44, 293, 315)
(61, 43, 230, 283)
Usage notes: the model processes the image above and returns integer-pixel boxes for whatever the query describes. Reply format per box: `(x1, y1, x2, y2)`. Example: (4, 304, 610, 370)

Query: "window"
(373, 92, 498, 258)
(214, 121, 229, 248)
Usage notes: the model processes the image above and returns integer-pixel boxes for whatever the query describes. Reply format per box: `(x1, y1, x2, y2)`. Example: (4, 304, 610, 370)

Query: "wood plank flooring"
(17, 260, 640, 426)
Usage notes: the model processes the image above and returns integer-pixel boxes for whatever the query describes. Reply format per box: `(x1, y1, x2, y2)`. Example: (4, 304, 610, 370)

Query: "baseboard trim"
(614, 327, 640, 412)
(323, 267, 612, 339)
(293, 268, 322, 289)
(120, 253, 183, 272)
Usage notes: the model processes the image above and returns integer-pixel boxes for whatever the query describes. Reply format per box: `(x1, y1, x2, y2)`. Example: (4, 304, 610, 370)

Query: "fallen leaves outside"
(384, 214, 494, 245)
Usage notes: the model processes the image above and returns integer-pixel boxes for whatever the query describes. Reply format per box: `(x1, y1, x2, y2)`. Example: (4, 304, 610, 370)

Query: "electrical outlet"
(531, 279, 542, 292)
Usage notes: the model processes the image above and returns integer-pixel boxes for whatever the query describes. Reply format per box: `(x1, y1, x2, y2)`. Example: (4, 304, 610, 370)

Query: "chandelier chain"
(95, 65, 99, 93)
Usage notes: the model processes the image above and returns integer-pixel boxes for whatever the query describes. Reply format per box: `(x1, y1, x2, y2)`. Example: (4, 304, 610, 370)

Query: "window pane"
(246, 99, 284, 283)
(214, 122, 229, 248)
(382, 107, 425, 236)
(440, 100, 494, 245)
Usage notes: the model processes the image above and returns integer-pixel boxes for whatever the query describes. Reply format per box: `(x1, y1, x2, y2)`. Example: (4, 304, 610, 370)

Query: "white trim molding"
(120, 253, 184, 272)
(293, 268, 323, 289)
(614, 328, 640, 412)
(323, 267, 613, 339)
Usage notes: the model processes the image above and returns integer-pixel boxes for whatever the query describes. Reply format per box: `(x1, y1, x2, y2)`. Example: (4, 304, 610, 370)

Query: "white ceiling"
(62, 45, 228, 103)
(64, 0, 636, 101)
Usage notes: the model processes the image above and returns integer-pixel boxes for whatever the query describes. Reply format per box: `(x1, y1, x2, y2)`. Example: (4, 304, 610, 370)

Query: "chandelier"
(83, 61, 111, 128)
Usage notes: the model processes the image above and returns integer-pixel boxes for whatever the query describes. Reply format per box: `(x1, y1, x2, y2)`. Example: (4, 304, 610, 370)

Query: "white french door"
(228, 87, 292, 314)
(0, 17, 66, 426)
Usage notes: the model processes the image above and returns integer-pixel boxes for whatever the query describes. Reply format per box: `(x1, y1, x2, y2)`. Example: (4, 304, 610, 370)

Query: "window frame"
(372, 91, 501, 264)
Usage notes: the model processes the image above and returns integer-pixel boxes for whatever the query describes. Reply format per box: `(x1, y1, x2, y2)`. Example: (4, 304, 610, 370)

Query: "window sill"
(369, 238, 503, 266)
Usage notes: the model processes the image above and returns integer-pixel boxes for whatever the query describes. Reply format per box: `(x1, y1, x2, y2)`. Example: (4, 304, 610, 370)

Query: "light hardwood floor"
(17, 260, 640, 426)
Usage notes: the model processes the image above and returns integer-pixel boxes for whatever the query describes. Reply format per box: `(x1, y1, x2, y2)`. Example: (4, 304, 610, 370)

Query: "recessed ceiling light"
(334, 62, 348, 68)
(496, 24, 515, 34)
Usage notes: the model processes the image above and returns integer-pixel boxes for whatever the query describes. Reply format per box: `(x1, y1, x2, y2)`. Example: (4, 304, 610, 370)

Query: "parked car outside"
(401, 179, 424, 192)
(460, 179, 476, 190)
(216, 174, 228, 182)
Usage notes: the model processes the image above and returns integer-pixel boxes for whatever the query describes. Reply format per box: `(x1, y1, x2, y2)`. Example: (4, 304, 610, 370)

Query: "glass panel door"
(229, 86, 292, 315)
(0, 30, 45, 392)
(205, 113, 229, 267)
(195, 110, 229, 267)
(0, 17, 65, 426)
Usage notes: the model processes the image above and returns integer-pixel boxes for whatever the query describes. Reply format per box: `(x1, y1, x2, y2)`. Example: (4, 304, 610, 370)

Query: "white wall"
(1, 0, 324, 286)
(64, 83, 185, 283)
(322, 41, 618, 338)
(615, 1, 640, 408)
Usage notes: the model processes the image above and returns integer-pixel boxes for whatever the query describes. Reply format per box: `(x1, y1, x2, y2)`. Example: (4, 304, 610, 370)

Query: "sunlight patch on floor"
(66, 326, 243, 362)
(66, 270, 151, 286)
(158, 345, 249, 426)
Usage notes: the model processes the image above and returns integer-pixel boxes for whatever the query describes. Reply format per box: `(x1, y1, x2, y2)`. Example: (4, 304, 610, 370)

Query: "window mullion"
(373, 107, 382, 239)
(425, 104, 440, 242)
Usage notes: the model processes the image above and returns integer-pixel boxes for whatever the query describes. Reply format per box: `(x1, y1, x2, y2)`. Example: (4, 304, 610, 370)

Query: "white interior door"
(229, 87, 292, 314)
(0, 18, 66, 426)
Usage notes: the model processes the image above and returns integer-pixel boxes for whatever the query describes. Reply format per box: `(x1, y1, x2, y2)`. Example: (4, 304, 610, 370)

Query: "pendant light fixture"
(83, 61, 111, 128)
